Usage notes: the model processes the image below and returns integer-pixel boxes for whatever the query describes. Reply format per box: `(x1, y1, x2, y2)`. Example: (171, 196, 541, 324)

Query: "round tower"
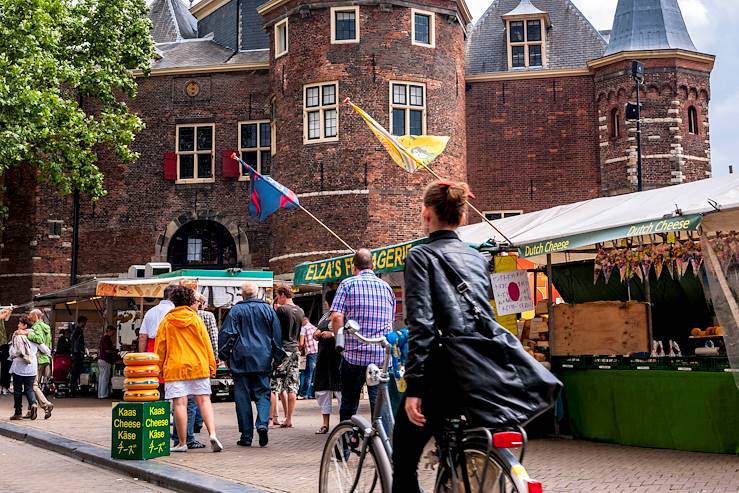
(259, 0, 470, 275)
(594, 0, 714, 196)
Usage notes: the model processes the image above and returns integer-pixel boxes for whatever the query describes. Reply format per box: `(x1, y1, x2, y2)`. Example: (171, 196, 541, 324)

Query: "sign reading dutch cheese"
(294, 239, 426, 285)
(518, 214, 702, 258)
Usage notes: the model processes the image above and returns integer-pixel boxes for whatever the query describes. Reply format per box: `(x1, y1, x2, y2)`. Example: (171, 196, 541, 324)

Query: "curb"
(0, 422, 268, 493)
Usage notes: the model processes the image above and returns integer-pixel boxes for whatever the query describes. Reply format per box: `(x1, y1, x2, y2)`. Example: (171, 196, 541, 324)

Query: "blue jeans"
(172, 397, 202, 445)
(233, 372, 271, 443)
(298, 353, 317, 398)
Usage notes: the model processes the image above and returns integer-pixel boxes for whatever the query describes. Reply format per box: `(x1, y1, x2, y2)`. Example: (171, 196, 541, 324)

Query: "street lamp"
(629, 60, 645, 191)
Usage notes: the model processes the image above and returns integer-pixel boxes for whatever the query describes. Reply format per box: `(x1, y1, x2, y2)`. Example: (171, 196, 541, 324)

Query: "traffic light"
(631, 60, 645, 83)
(625, 102, 641, 120)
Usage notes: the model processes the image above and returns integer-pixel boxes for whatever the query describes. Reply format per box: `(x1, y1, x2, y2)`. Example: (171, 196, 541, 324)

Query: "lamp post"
(632, 60, 645, 191)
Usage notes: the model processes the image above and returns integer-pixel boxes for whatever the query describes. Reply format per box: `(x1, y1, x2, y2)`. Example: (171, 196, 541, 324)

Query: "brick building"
(0, 0, 714, 303)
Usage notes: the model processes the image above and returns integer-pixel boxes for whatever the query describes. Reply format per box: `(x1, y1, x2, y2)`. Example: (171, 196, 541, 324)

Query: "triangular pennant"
(654, 261, 663, 280)
(594, 261, 603, 284)
(603, 264, 613, 284)
(666, 262, 675, 279)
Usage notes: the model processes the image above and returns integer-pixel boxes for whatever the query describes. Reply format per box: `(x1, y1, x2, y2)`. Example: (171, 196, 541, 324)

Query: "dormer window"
(502, 0, 549, 70)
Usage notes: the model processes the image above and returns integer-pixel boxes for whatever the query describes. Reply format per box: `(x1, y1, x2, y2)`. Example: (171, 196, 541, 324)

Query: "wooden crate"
(552, 301, 648, 356)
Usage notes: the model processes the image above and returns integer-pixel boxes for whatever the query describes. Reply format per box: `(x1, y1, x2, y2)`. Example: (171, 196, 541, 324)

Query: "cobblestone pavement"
(1, 395, 737, 492)
(0, 434, 171, 492)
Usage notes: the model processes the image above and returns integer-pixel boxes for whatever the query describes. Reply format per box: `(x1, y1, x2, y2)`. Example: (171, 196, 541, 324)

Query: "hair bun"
(445, 182, 469, 206)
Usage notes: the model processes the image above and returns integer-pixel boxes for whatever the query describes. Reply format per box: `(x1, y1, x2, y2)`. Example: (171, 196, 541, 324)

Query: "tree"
(0, 0, 154, 205)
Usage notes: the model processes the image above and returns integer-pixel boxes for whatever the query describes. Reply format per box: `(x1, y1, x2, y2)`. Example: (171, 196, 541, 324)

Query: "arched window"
(167, 220, 237, 270)
(610, 108, 621, 139)
(688, 106, 699, 134)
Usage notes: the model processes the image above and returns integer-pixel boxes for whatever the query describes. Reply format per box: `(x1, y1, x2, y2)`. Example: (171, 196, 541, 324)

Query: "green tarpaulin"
(560, 370, 739, 454)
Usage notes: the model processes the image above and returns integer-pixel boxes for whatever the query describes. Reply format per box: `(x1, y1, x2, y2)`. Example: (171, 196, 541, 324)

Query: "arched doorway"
(167, 220, 238, 270)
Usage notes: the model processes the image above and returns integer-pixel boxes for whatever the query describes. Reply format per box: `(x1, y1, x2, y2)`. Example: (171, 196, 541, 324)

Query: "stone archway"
(153, 211, 251, 268)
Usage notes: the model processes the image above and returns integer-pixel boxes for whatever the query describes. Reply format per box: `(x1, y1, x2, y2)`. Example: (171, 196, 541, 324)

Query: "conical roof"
(604, 0, 696, 55)
(149, 0, 198, 43)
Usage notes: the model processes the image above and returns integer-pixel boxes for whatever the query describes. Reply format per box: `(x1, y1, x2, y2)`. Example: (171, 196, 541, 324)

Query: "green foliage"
(0, 0, 154, 200)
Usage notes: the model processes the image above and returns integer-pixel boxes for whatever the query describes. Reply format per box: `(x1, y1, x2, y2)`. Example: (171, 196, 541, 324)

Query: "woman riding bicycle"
(393, 180, 493, 492)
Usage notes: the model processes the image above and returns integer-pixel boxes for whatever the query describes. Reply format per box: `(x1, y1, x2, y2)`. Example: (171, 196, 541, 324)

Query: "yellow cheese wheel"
(123, 352, 160, 366)
(123, 364, 160, 378)
(123, 389, 160, 402)
(123, 377, 159, 390)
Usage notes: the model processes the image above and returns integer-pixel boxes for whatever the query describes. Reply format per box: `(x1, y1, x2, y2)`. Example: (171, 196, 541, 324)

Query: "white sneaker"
(209, 435, 223, 452)
(171, 443, 188, 453)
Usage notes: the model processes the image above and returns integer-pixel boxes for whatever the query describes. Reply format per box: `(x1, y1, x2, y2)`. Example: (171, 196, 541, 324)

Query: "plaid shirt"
(199, 310, 219, 360)
(300, 322, 319, 354)
(331, 269, 396, 366)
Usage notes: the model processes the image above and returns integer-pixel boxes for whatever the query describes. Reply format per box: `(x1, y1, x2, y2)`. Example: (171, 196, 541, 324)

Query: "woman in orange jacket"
(154, 285, 223, 452)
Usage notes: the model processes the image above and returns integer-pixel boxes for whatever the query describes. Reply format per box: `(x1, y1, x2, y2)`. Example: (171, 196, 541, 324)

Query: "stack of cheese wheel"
(123, 353, 160, 402)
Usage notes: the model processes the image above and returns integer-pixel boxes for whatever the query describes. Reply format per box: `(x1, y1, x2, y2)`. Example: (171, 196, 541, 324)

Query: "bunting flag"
(232, 154, 300, 222)
(344, 98, 449, 173)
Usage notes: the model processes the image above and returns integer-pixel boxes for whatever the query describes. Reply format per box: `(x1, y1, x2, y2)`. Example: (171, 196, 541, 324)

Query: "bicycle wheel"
(434, 447, 518, 493)
(319, 420, 392, 493)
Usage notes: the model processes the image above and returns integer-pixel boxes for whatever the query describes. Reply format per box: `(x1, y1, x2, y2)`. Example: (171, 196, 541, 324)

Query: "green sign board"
(111, 401, 170, 460)
(518, 214, 703, 258)
(293, 238, 426, 285)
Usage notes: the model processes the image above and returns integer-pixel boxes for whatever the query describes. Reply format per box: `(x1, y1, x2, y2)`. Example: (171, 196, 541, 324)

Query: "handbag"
(430, 251, 563, 428)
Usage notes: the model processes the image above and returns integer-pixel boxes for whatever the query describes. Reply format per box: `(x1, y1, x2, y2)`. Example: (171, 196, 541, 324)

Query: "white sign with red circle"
(490, 269, 533, 316)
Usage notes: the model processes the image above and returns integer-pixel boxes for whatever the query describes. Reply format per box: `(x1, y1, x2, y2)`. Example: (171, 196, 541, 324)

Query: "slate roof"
(152, 38, 235, 69)
(466, 0, 607, 75)
(149, 0, 198, 43)
(604, 0, 697, 55)
(226, 49, 269, 65)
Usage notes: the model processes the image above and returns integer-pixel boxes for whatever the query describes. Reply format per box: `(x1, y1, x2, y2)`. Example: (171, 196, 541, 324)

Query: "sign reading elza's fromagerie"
(111, 401, 170, 460)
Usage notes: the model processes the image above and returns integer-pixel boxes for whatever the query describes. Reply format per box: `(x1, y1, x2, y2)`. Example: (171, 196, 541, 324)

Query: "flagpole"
(344, 99, 513, 246)
(232, 154, 355, 253)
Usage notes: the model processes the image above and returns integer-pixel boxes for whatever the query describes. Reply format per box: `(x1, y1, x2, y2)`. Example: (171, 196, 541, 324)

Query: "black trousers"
(70, 353, 84, 392)
(13, 374, 37, 415)
(0, 345, 11, 389)
(392, 395, 439, 493)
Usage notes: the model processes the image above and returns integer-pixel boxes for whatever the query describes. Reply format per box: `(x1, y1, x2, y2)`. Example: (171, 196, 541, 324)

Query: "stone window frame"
(275, 18, 289, 58)
(238, 119, 273, 180)
(389, 80, 426, 137)
(411, 8, 435, 48)
(610, 107, 621, 139)
(303, 81, 340, 144)
(483, 210, 523, 221)
(505, 17, 546, 70)
(687, 105, 699, 135)
(175, 123, 216, 184)
(330, 6, 360, 44)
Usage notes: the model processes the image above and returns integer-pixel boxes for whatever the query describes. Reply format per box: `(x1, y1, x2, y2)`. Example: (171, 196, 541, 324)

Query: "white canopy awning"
(459, 175, 739, 263)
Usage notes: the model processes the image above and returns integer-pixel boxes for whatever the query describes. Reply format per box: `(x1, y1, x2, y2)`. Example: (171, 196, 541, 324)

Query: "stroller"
(51, 353, 73, 397)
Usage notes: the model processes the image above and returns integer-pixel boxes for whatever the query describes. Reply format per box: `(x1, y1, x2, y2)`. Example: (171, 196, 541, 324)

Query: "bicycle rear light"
(492, 431, 523, 448)
(525, 480, 543, 493)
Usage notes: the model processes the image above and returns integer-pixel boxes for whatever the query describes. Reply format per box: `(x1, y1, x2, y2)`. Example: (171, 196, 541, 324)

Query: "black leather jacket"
(403, 230, 493, 398)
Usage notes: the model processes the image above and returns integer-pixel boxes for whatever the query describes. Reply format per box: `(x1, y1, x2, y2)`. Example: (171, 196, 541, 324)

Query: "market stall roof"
(458, 175, 739, 262)
(96, 269, 274, 299)
(34, 278, 111, 306)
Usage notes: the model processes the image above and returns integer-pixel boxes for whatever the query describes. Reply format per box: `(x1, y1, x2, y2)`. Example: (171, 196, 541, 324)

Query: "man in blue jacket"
(219, 282, 284, 448)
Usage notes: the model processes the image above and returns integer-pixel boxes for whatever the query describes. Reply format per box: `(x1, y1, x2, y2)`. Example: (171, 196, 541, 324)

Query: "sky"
(466, 0, 738, 177)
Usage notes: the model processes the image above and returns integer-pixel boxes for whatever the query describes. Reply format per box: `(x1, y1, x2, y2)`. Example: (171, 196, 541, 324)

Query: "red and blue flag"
(232, 153, 300, 221)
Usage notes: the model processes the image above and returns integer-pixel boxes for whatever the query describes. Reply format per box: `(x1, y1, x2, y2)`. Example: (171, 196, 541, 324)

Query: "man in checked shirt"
(331, 249, 396, 422)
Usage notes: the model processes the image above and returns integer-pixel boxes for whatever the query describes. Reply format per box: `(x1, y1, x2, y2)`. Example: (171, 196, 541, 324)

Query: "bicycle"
(318, 320, 543, 493)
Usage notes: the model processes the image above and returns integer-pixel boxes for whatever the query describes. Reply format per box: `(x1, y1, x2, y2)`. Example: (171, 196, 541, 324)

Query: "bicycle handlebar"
(336, 320, 390, 352)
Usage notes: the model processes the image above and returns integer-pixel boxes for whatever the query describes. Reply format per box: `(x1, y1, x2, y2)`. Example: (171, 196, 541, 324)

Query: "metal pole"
(643, 266, 653, 351)
(546, 254, 554, 355)
(70, 189, 81, 286)
(636, 80, 643, 192)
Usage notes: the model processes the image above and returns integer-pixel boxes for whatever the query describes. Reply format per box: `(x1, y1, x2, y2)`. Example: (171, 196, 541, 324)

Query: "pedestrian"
(8, 317, 44, 420)
(97, 325, 119, 399)
(69, 315, 87, 397)
(392, 180, 488, 492)
(0, 307, 13, 395)
(270, 284, 303, 428)
(219, 282, 284, 447)
(154, 286, 222, 453)
(138, 285, 176, 353)
(312, 290, 342, 434)
(27, 309, 54, 417)
(55, 329, 71, 355)
(195, 293, 218, 434)
(297, 317, 318, 400)
(330, 249, 396, 423)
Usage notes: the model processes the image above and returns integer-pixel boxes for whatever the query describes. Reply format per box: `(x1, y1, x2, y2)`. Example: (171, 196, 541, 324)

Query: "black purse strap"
(428, 250, 484, 320)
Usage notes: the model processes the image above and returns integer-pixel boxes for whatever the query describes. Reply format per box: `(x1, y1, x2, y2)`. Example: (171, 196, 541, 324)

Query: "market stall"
(457, 175, 739, 454)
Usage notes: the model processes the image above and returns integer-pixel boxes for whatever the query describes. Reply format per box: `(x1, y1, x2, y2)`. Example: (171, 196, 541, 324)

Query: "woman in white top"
(9, 317, 40, 420)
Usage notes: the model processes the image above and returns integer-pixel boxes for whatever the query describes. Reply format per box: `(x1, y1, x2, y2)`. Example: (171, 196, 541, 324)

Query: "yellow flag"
(345, 98, 449, 173)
